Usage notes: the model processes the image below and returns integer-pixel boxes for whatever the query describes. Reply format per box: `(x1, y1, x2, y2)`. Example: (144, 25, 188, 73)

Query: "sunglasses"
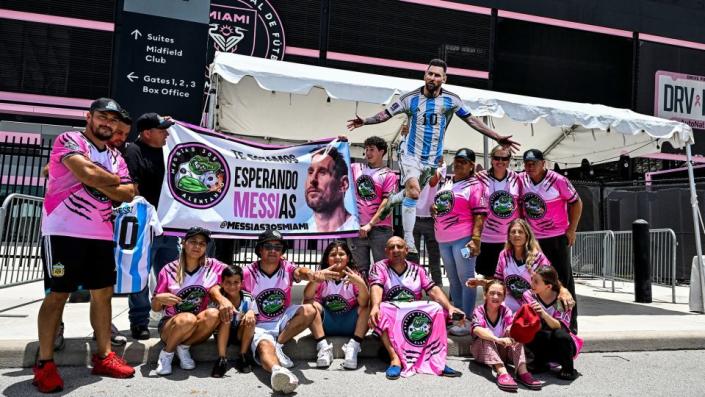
(262, 243, 284, 251)
(492, 156, 511, 161)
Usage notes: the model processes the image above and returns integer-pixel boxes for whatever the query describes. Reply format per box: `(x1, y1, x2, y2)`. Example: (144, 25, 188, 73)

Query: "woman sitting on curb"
(151, 227, 231, 376)
(303, 241, 370, 369)
(471, 280, 542, 392)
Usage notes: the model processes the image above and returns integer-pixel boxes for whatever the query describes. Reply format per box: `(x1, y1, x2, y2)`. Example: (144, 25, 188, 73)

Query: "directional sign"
(111, 9, 209, 130)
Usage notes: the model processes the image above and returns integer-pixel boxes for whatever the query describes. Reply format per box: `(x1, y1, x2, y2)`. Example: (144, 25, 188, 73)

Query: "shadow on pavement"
(579, 295, 688, 316)
(1, 367, 101, 397)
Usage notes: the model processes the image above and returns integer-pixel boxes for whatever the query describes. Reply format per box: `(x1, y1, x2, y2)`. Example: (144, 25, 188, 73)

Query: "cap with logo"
(183, 226, 211, 243)
(136, 112, 175, 132)
(454, 148, 476, 162)
(523, 149, 544, 162)
(255, 230, 286, 256)
(90, 98, 125, 115)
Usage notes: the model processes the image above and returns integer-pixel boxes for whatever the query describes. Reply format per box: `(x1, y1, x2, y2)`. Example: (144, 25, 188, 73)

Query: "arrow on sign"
(131, 29, 142, 40)
(126, 72, 139, 83)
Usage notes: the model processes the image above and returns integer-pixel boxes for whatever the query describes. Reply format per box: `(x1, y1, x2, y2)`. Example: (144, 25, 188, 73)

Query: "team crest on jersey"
(167, 143, 229, 209)
(208, 1, 285, 60)
(504, 274, 531, 300)
(490, 191, 515, 219)
(323, 294, 351, 313)
(402, 310, 433, 346)
(386, 286, 415, 302)
(83, 162, 111, 202)
(523, 193, 546, 219)
(51, 262, 65, 277)
(256, 288, 286, 318)
(356, 175, 377, 201)
(433, 190, 454, 216)
(175, 285, 207, 314)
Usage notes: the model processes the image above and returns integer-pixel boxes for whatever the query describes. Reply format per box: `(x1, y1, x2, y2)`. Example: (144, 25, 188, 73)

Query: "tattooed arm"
(347, 110, 393, 130)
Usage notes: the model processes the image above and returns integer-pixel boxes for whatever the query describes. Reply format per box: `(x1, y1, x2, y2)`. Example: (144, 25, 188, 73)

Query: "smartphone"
(451, 312, 465, 321)
(460, 247, 471, 258)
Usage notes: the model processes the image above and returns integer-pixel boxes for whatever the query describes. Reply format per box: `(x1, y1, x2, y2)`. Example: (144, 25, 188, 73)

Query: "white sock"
(402, 197, 417, 248)
(389, 190, 405, 205)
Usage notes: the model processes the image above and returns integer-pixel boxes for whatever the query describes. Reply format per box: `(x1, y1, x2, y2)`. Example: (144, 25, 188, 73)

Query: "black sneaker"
(130, 324, 150, 340)
(233, 354, 253, 373)
(211, 357, 228, 378)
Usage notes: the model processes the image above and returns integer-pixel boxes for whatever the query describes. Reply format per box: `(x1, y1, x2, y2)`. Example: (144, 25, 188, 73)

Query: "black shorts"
(475, 242, 505, 277)
(41, 235, 116, 293)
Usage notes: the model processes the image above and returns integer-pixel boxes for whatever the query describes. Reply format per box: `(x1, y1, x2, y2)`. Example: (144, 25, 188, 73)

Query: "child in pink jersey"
(304, 241, 370, 369)
(471, 280, 542, 392)
(523, 266, 583, 381)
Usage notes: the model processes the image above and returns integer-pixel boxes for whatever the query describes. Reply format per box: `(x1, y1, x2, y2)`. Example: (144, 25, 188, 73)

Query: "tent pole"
(482, 116, 490, 170)
(207, 76, 218, 130)
(686, 143, 705, 312)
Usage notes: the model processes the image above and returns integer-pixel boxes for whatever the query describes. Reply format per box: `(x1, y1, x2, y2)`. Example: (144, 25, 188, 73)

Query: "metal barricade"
(0, 194, 44, 288)
(571, 230, 615, 289)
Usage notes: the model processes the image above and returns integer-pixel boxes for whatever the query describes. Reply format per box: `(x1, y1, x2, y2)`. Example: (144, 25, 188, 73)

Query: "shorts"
(227, 320, 243, 346)
(399, 153, 436, 186)
(252, 305, 301, 360)
(322, 308, 358, 336)
(41, 235, 116, 293)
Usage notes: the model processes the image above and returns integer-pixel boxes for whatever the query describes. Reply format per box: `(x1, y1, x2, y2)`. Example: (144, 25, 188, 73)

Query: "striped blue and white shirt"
(113, 196, 163, 294)
(387, 87, 472, 166)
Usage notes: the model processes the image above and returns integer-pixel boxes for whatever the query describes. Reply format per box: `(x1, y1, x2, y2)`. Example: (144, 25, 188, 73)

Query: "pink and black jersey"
(477, 169, 521, 243)
(522, 290, 584, 358)
(154, 258, 226, 318)
(314, 278, 359, 313)
(519, 170, 579, 239)
(352, 163, 398, 228)
(470, 303, 514, 340)
(369, 259, 435, 302)
(374, 301, 448, 377)
(242, 260, 297, 322)
(433, 176, 488, 243)
(495, 250, 551, 312)
(42, 131, 132, 240)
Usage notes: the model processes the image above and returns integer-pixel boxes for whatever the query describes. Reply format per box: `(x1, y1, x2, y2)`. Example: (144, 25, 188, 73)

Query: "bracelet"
(471, 235, 481, 241)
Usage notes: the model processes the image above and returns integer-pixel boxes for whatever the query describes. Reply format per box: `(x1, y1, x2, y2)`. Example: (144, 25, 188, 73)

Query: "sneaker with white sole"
(275, 342, 294, 368)
(448, 324, 470, 336)
(342, 339, 361, 369)
(316, 340, 333, 368)
(271, 366, 299, 394)
(156, 350, 174, 376)
(176, 344, 195, 370)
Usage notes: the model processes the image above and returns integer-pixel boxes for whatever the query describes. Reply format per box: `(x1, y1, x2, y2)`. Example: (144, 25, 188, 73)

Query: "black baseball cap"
(119, 109, 132, 124)
(184, 227, 211, 243)
(255, 230, 286, 257)
(136, 112, 175, 132)
(89, 97, 125, 115)
(523, 149, 545, 161)
(454, 148, 476, 162)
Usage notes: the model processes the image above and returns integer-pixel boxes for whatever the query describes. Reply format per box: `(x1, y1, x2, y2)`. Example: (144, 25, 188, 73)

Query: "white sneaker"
(156, 350, 174, 376)
(404, 233, 418, 254)
(176, 344, 195, 370)
(271, 366, 299, 394)
(448, 324, 470, 336)
(275, 342, 294, 368)
(316, 340, 333, 368)
(342, 339, 361, 369)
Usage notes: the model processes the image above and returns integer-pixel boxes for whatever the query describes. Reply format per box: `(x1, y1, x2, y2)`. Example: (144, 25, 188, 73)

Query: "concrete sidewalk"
(0, 277, 703, 368)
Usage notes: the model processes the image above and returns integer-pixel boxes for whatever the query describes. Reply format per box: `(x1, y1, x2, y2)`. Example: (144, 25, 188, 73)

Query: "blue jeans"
(128, 235, 179, 327)
(439, 237, 477, 316)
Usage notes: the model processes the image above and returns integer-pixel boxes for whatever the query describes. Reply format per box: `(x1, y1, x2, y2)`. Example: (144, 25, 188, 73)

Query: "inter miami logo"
(504, 274, 531, 300)
(175, 285, 207, 314)
(256, 288, 286, 318)
(489, 191, 515, 219)
(356, 175, 377, 201)
(386, 285, 416, 302)
(433, 190, 454, 217)
(522, 193, 546, 220)
(402, 310, 433, 346)
(323, 294, 351, 313)
(167, 143, 229, 209)
(209, 1, 286, 60)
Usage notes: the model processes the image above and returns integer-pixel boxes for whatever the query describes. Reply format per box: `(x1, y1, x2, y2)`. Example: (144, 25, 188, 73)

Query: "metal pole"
(686, 143, 705, 312)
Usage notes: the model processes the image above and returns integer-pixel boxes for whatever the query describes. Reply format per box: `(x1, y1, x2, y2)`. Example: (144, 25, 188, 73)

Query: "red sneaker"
(91, 352, 135, 378)
(33, 360, 64, 393)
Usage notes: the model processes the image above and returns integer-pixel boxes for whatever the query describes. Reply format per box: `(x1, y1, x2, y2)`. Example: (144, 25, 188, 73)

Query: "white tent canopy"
(210, 52, 693, 166)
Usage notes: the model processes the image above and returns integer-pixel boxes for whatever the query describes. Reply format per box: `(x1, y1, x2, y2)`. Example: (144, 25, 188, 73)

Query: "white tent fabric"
(210, 52, 693, 166)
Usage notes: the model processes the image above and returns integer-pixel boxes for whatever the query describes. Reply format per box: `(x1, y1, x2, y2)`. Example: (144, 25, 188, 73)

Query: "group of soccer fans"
(33, 58, 584, 394)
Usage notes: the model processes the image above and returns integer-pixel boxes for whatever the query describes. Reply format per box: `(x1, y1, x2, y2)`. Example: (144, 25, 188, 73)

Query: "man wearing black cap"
(520, 149, 582, 331)
(123, 112, 177, 340)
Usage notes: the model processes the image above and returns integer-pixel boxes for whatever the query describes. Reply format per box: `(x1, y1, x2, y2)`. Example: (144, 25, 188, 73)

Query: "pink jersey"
(154, 258, 226, 318)
(470, 303, 514, 340)
(519, 170, 579, 239)
(374, 301, 448, 377)
(369, 259, 435, 302)
(495, 250, 551, 312)
(242, 260, 297, 322)
(477, 169, 521, 243)
(352, 163, 398, 228)
(433, 176, 488, 243)
(522, 290, 584, 359)
(314, 278, 360, 313)
(42, 131, 132, 240)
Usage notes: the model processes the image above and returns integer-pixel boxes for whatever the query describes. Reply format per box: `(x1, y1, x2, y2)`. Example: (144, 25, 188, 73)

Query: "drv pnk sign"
(655, 71, 705, 129)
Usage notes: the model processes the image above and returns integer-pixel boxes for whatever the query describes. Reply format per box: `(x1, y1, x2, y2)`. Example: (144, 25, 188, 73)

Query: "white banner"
(655, 70, 705, 129)
(158, 123, 360, 238)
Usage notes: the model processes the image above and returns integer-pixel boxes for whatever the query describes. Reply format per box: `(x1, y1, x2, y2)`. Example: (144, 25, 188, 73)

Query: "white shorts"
(251, 304, 302, 358)
(399, 152, 435, 186)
